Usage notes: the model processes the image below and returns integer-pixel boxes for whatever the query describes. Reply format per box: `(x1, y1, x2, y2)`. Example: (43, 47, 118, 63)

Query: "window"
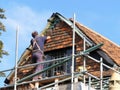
(43, 47, 72, 77)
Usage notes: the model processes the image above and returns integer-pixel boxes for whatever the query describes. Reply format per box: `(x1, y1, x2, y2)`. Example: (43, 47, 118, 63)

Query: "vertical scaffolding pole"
(14, 26, 19, 90)
(71, 13, 75, 90)
(83, 37, 86, 84)
(100, 58, 103, 90)
(88, 76, 91, 90)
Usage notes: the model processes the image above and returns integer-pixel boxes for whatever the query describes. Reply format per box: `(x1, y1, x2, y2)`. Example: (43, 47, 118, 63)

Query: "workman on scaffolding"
(30, 31, 51, 88)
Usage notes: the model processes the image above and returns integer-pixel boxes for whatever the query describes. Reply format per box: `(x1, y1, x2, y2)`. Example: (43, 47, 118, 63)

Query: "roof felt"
(74, 20, 120, 66)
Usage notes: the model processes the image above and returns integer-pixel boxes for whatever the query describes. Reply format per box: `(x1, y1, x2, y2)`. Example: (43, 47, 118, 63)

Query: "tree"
(0, 8, 8, 77)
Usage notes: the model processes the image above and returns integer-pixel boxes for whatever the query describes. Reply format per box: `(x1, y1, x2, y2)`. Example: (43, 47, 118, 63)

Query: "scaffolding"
(0, 42, 119, 90)
(0, 14, 120, 90)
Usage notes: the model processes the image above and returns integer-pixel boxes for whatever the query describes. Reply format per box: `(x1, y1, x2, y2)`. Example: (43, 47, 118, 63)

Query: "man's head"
(32, 31, 38, 38)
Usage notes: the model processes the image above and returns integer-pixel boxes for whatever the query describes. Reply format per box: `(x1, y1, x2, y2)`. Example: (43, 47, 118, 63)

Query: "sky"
(0, 0, 120, 87)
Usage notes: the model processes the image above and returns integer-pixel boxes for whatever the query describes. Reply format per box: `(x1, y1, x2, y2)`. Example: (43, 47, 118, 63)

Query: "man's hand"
(47, 36, 51, 39)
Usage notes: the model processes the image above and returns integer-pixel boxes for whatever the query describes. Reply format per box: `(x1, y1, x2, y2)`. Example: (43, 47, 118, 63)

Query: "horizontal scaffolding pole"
(18, 56, 70, 69)
(1, 71, 87, 89)
(1, 71, 109, 89)
(17, 56, 72, 83)
(0, 74, 70, 89)
(0, 68, 14, 73)
(0, 56, 71, 73)
(39, 74, 81, 89)
(40, 70, 105, 89)
(85, 55, 120, 74)
(40, 76, 72, 89)
(82, 43, 103, 55)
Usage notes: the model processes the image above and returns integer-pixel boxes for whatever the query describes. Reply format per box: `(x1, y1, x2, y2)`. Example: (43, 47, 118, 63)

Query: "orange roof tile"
(74, 20, 120, 65)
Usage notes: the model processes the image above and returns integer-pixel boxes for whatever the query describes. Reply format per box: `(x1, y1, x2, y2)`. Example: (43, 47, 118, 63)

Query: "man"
(30, 31, 50, 88)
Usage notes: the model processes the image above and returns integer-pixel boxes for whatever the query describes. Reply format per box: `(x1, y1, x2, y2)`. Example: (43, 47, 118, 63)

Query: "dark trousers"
(32, 51, 43, 80)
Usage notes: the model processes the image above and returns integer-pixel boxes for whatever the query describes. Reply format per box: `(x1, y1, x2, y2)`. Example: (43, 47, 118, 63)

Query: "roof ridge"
(76, 21, 120, 48)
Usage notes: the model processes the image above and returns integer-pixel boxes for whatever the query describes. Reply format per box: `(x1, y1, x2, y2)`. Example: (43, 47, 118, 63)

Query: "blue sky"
(0, 0, 120, 87)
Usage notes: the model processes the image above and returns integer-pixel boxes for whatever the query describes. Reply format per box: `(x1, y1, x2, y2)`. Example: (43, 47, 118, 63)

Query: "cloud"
(4, 5, 52, 55)
(0, 4, 52, 86)
(6, 5, 52, 39)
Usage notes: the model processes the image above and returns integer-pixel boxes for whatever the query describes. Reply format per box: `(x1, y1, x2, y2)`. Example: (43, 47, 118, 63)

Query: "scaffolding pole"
(17, 57, 71, 83)
(0, 56, 70, 73)
(88, 76, 91, 90)
(100, 58, 103, 90)
(14, 26, 19, 90)
(85, 54, 120, 75)
(83, 37, 86, 84)
(71, 13, 75, 90)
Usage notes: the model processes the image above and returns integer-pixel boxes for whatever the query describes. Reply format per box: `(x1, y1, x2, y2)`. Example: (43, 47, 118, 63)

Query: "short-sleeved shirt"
(31, 35, 47, 51)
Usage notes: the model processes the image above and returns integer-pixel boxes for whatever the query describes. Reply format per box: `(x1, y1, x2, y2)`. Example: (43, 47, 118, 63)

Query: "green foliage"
(0, 72, 6, 77)
(0, 8, 6, 32)
(0, 22, 5, 32)
(0, 8, 8, 77)
(0, 40, 8, 58)
(0, 8, 8, 60)
(0, 8, 6, 19)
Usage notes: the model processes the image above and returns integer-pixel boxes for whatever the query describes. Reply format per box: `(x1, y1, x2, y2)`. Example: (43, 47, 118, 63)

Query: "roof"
(49, 12, 120, 66)
(74, 21, 120, 65)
